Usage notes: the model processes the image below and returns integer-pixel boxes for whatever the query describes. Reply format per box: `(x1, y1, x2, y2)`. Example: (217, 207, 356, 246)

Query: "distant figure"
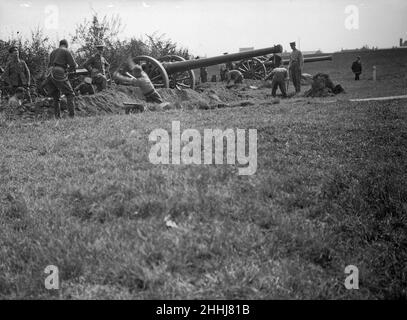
(196, 56, 208, 83)
(200, 67, 208, 83)
(3, 46, 31, 101)
(220, 52, 230, 81)
(83, 43, 110, 91)
(288, 41, 304, 94)
(74, 76, 96, 95)
(225, 69, 243, 88)
(351, 56, 362, 80)
(113, 64, 163, 103)
(265, 61, 288, 98)
(46, 39, 78, 118)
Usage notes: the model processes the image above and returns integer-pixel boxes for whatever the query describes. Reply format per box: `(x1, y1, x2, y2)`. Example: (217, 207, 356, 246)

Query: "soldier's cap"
(290, 42, 296, 46)
(8, 46, 18, 53)
(84, 77, 92, 84)
(59, 39, 69, 47)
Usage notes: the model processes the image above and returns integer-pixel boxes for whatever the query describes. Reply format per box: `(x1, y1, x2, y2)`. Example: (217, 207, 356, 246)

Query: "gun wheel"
(236, 57, 267, 80)
(131, 56, 170, 89)
(159, 55, 196, 90)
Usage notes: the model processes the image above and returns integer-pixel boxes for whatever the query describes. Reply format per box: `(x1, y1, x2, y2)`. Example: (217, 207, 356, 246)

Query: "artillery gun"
(235, 54, 333, 80)
(125, 45, 283, 90)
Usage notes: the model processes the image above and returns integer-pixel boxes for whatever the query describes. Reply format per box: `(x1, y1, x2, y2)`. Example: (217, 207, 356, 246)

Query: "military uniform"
(46, 46, 77, 118)
(351, 59, 362, 80)
(113, 67, 163, 103)
(75, 82, 95, 95)
(200, 67, 208, 83)
(268, 67, 288, 98)
(226, 70, 243, 84)
(83, 53, 110, 92)
(3, 58, 31, 96)
(289, 46, 304, 93)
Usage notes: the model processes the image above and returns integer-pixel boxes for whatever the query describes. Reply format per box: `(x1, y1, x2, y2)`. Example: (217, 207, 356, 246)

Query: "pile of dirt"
(0, 83, 257, 121)
(304, 73, 345, 97)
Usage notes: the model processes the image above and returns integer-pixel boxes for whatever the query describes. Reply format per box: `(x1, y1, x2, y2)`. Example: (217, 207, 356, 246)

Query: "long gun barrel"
(284, 55, 333, 65)
(264, 55, 332, 67)
(163, 45, 283, 75)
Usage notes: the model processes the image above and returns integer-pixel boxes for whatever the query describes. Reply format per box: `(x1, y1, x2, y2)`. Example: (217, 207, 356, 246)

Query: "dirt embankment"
(1, 82, 273, 121)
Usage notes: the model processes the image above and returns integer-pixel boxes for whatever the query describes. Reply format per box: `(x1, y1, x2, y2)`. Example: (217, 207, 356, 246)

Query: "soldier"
(351, 56, 362, 80)
(219, 52, 229, 81)
(83, 43, 110, 92)
(265, 61, 288, 98)
(74, 76, 96, 95)
(288, 41, 304, 94)
(46, 39, 78, 118)
(225, 69, 244, 88)
(195, 56, 208, 83)
(200, 66, 208, 83)
(113, 64, 163, 103)
(3, 46, 31, 101)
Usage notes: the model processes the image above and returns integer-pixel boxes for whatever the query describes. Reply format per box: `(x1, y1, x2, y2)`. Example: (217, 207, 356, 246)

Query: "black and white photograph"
(0, 0, 406, 303)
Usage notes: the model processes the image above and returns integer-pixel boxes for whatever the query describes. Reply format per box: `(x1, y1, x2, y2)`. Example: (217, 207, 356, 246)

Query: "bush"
(71, 14, 190, 71)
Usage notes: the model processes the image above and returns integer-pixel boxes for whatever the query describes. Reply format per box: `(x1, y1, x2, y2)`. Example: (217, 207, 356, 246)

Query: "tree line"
(0, 14, 190, 86)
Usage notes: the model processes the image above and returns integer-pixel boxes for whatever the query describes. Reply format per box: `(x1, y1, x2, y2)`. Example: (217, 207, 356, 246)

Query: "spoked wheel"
(131, 56, 170, 89)
(236, 57, 267, 80)
(159, 55, 196, 90)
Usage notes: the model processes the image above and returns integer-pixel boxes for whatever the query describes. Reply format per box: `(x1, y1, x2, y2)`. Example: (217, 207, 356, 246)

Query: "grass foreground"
(0, 98, 406, 299)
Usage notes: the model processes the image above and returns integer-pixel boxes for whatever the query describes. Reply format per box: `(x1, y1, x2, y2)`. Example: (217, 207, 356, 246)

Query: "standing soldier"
(351, 56, 362, 80)
(83, 43, 110, 92)
(200, 66, 208, 83)
(219, 52, 229, 81)
(46, 39, 78, 118)
(3, 46, 31, 101)
(288, 41, 304, 94)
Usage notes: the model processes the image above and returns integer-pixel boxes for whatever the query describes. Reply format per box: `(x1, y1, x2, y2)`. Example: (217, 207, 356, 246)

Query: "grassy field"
(200, 48, 407, 98)
(1, 49, 407, 299)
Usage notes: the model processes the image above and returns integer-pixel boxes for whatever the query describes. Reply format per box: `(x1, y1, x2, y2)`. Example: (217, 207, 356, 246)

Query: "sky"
(0, 0, 407, 56)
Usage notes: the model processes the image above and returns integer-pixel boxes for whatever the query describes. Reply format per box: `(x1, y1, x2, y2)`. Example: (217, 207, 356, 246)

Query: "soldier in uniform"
(74, 76, 96, 95)
(225, 69, 244, 88)
(83, 43, 110, 92)
(288, 41, 304, 94)
(200, 66, 208, 83)
(3, 46, 31, 101)
(46, 39, 78, 118)
(351, 56, 362, 80)
(265, 61, 288, 98)
(113, 63, 163, 103)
